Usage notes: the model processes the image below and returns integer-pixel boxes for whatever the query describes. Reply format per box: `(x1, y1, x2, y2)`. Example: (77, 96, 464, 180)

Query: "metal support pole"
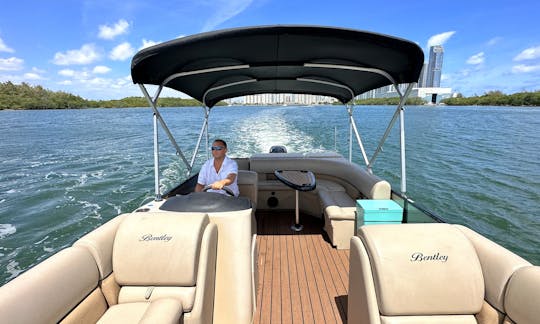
(139, 84, 192, 173)
(153, 112, 161, 201)
(399, 105, 407, 195)
(349, 122, 353, 162)
(189, 107, 210, 176)
(205, 107, 210, 160)
(346, 105, 369, 166)
(368, 83, 415, 171)
(291, 190, 303, 232)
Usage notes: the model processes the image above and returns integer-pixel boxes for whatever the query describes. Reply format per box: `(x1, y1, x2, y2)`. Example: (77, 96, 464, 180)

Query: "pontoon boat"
(1, 25, 538, 324)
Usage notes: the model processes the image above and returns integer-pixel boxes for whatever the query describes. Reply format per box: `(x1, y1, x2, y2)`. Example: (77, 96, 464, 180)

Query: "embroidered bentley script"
(410, 252, 448, 262)
(139, 234, 173, 242)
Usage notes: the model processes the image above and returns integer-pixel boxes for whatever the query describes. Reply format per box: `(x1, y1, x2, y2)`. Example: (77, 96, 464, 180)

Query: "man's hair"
(213, 139, 227, 148)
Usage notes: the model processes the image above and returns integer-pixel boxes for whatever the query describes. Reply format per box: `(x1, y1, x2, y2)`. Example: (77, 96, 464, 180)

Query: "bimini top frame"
(130, 25, 424, 201)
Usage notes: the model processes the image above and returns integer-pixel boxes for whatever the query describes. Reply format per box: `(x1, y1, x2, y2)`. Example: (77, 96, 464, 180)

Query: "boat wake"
(230, 108, 326, 156)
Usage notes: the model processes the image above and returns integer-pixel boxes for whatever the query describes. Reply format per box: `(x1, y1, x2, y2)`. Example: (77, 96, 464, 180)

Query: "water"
(1, 105, 539, 284)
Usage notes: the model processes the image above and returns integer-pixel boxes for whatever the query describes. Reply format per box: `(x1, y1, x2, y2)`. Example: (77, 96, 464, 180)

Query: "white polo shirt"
(197, 156, 239, 196)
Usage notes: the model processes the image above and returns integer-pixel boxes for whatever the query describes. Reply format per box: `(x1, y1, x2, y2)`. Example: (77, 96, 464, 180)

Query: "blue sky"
(0, 0, 538, 100)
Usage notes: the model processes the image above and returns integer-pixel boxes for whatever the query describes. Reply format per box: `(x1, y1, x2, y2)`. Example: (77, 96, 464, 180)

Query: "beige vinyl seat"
(348, 223, 533, 324)
(237, 170, 258, 211)
(504, 266, 540, 324)
(0, 212, 218, 324)
(95, 212, 217, 324)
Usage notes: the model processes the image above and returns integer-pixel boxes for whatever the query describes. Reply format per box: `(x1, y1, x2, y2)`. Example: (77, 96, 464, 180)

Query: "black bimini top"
(131, 25, 424, 107)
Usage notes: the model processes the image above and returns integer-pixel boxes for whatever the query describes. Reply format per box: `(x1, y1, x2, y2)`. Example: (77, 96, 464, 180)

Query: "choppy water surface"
(1, 105, 539, 284)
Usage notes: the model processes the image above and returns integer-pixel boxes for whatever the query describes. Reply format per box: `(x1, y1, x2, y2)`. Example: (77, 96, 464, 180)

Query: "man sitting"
(195, 139, 239, 196)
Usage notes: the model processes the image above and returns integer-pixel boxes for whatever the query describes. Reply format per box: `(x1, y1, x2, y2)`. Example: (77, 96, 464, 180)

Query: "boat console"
(160, 193, 252, 213)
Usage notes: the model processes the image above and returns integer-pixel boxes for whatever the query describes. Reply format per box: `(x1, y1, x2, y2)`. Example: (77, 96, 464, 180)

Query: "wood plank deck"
(254, 210, 349, 324)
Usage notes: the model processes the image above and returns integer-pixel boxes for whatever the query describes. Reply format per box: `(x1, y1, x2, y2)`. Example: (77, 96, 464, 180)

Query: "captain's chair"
(237, 170, 258, 211)
(348, 223, 533, 324)
(78, 212, 218, 324)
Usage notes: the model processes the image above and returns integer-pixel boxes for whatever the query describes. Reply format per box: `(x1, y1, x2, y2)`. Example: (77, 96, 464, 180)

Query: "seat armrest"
(74, 214, 128, 279)
(454, 225, 531, 312)
(504, 266, 540, 324)
(140, 298, 184, 324)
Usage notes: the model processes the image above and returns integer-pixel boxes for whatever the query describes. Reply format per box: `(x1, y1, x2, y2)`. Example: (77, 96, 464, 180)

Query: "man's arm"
(210, 173, 237, 190)
(195, 183, 204, 192)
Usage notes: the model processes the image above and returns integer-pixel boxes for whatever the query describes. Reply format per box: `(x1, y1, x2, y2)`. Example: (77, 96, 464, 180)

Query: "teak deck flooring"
(254, 210, 349, 324)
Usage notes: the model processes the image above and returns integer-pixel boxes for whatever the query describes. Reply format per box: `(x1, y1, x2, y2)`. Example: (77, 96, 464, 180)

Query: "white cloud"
(98, 19, 130, 40)
(201, 0, 253, 32)
(0, 37, 14, 53)
(93, 65, 111, 74)
(53, 44, 100, 65)
(140, 39, 160, 50)
(512, 64, 540, 73)
(59, 69, 75, 77)
(58, 80, 73, 85)
(427, 31, 456, 48)
(32, 67, 46, 74)
(58, 68, 92, 80)
(514, 46, 540, 61)
(109, 42, 135, 61)
(0, 57, 24, 71)
(467, 52, 485, 65)
(487, 37, 502, 46)
(23, 73, 43, 80)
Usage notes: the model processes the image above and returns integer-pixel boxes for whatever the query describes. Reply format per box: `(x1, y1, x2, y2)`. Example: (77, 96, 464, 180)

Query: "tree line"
(440, 91, 540, 106)
(0, 82, 207, 110)
(1, 81, 538, 109)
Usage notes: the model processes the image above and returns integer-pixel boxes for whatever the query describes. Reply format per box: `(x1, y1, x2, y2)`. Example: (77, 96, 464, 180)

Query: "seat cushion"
(504, 266, 540, 324)
(113, 212, 208, 286)
(98, 302, 149, 324)
(320, 191, 356, 220)
(357, 223, 484, 316)
(0, 247, 100, 324)
(118, 286, 196, 312)
(97, 299, 183, 324)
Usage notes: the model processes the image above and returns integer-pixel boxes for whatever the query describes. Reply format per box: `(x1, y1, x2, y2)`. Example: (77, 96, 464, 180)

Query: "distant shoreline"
(1, 82, 539, 109)
(2, 104, 540, 111)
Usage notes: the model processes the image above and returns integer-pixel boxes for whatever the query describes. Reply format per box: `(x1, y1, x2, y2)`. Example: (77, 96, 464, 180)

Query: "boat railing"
(391, 190, 446, 224)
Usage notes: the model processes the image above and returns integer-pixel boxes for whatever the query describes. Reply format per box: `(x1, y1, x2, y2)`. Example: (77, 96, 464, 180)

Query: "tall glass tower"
(426, 45, 444, 87)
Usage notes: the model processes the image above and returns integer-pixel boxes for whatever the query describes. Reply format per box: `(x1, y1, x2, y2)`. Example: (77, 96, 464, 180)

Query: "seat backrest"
(0, 246, 103, 323)
(249, 154, 390, 199)
(349, 223, 485, 323)
(113, 212, 208, 286)
(454, 225, 531, 320)
(74, 212, 217, 324)
(237, 170, 258, 210)
(504, 266, 540, 324)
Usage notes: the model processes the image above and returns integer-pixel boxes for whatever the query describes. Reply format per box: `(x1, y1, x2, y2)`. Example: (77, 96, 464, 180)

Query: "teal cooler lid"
(356, 199, 403, 222)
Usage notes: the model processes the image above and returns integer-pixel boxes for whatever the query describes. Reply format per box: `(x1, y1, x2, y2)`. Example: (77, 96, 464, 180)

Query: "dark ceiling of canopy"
(131, 25, 424, 107)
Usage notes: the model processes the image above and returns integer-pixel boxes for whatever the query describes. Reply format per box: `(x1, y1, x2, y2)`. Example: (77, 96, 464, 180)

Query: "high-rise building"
(426, 45, 444, 87)
(418, 63, 428, 87)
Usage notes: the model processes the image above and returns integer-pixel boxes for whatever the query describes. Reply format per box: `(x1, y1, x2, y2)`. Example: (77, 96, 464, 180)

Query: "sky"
(0, 0, 539, 100)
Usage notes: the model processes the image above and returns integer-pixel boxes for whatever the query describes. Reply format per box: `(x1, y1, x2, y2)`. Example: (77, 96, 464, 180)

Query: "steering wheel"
(202, 185, 235, 197)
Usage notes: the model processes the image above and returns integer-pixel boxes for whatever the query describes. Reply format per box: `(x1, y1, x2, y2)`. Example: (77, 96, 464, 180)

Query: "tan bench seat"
(0, 212, 218, 324)
(348, 223, 533, 323)
(317, 176, 390, 249)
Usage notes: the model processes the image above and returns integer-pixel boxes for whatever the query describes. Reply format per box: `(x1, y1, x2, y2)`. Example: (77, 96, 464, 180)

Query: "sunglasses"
(211, 146, 225, 151)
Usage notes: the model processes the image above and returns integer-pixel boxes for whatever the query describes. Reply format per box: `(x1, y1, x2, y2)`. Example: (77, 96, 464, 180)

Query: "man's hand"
(210, 180, 226, 190)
